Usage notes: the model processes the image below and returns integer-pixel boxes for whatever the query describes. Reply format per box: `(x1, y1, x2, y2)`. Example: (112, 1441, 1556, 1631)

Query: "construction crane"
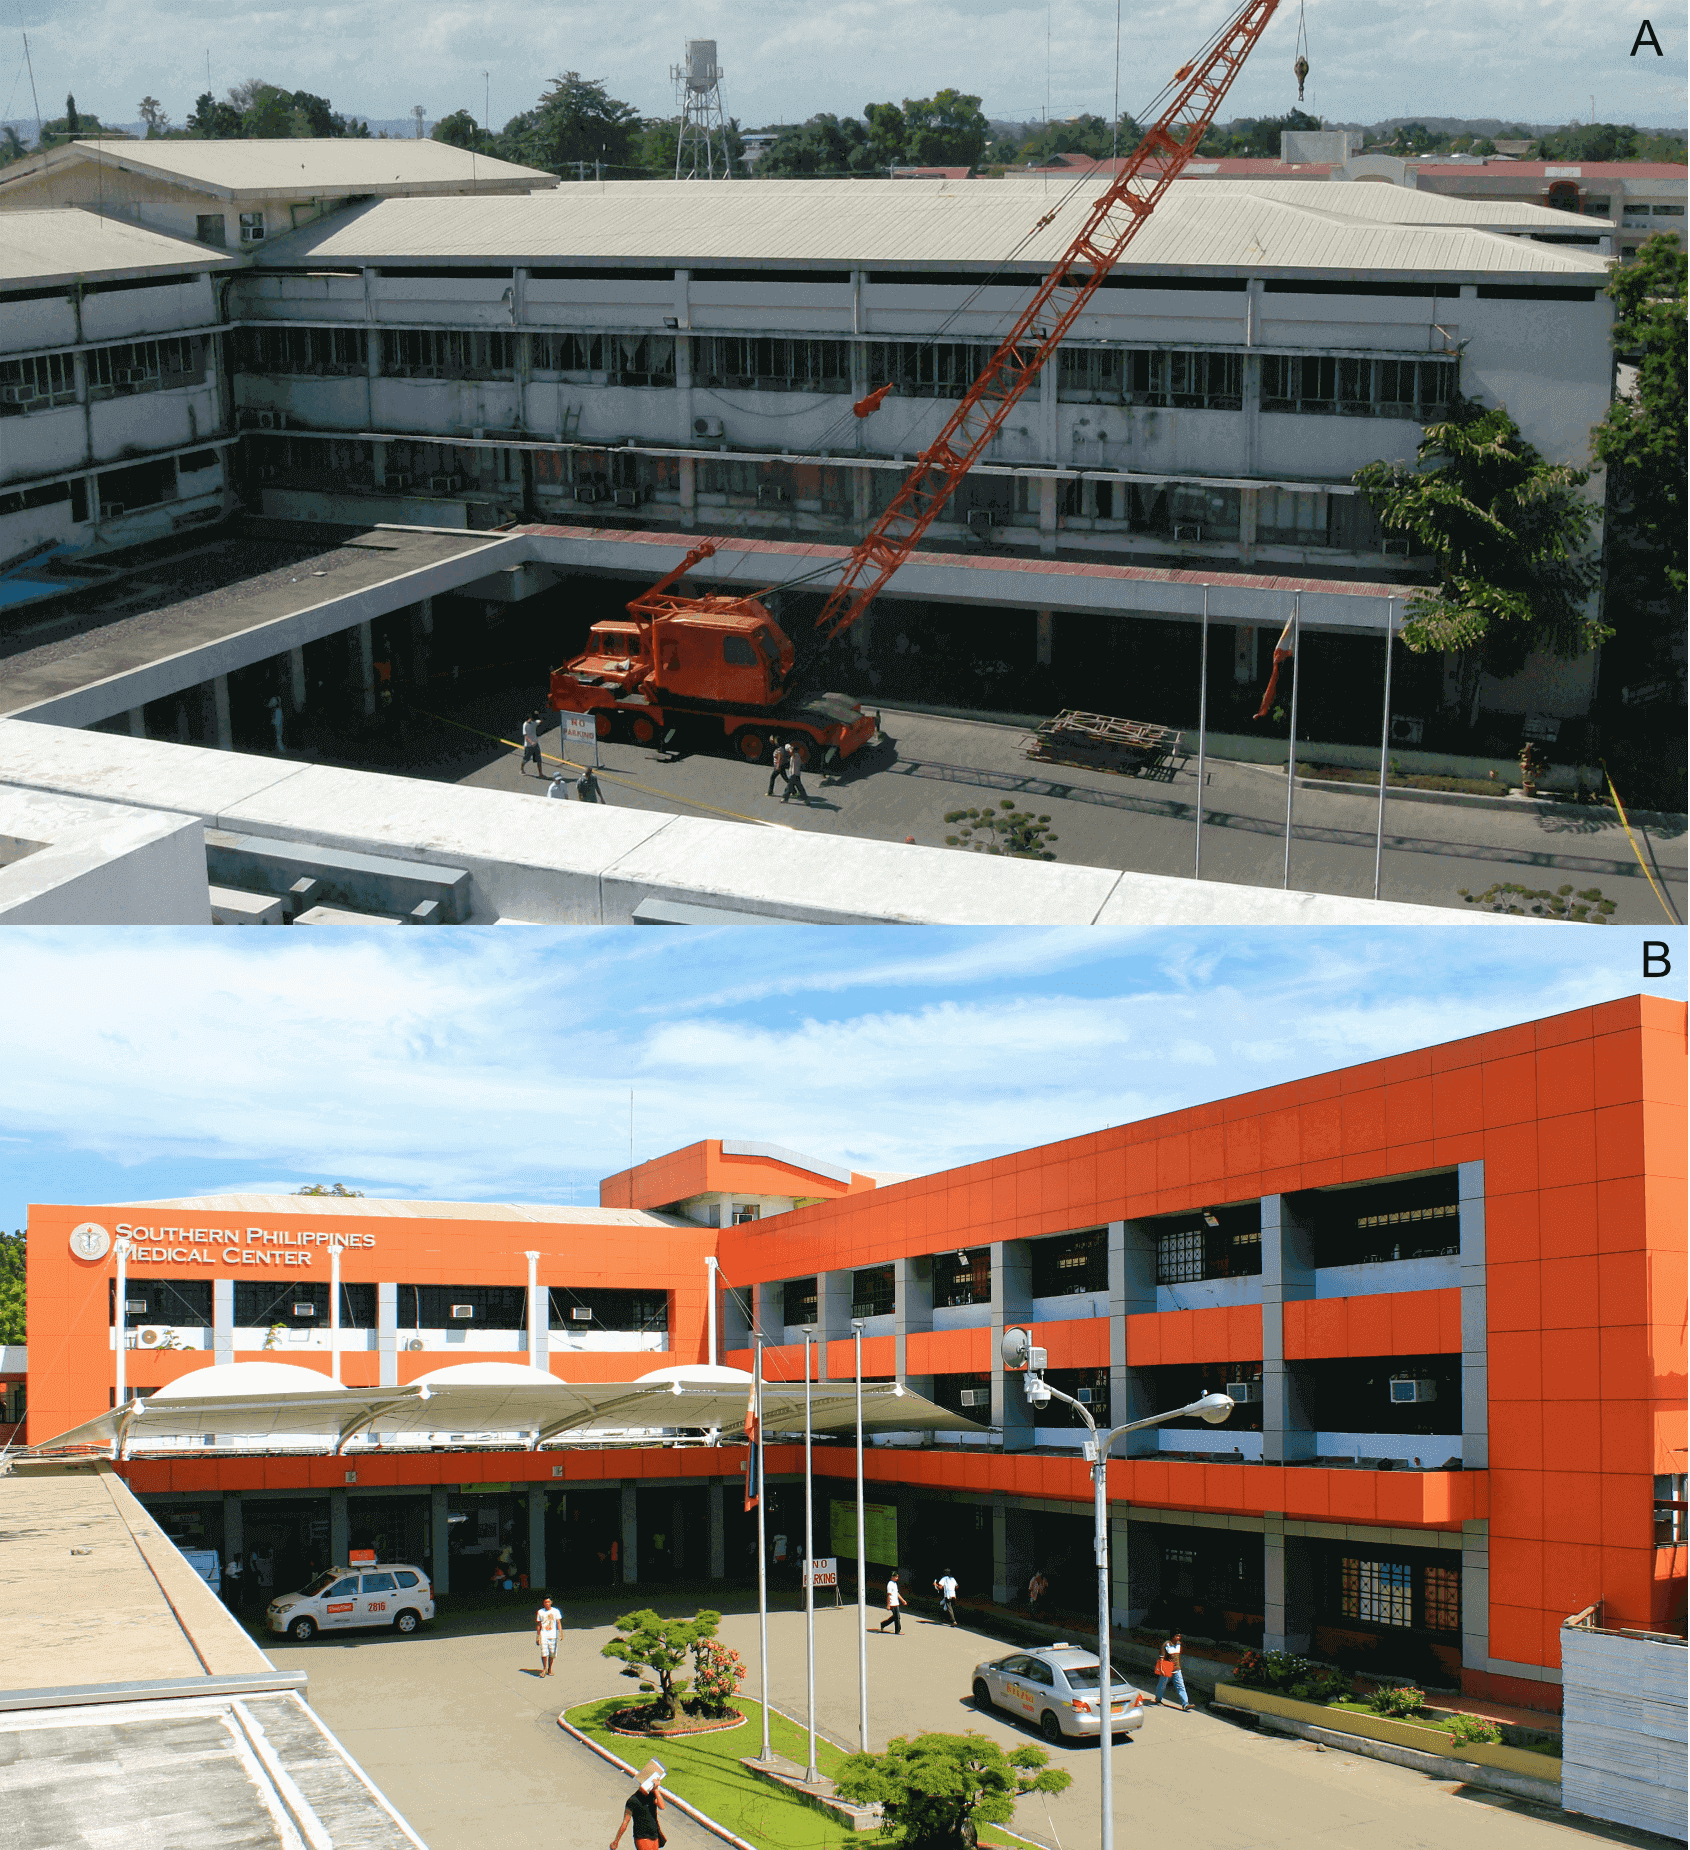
(551, 0, 1282, 769)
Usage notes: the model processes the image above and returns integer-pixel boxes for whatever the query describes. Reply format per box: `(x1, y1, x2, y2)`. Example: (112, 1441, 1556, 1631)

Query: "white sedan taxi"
(972, 1644, 1145, 1743)
(267, 1563, 434, 1641)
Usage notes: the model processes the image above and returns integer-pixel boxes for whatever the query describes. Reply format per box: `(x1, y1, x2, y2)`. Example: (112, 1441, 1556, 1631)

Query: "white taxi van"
(267, 1563, 434, 1641)
(972, 1644, 1145, 1743)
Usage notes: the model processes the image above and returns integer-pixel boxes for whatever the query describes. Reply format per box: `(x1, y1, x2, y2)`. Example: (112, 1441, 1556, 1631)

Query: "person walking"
(934, 1569, 959, 1626)
(878, 1569, 903, 1634)
(221, 1552, 244, 1608)
(1027, 1569, 1048, 1613)
(1152, 1632, 1190, 1710)
(576, 765, 605, 803)
(547, 771, 571, 799)
(267, 695, 286, 756)
(781, 743, 810, 806)
(766, 740, 788, 798)
(535, 1596, 562, 1677)
(610, 1766, 666, 1850)
(521, 711, 543, 777)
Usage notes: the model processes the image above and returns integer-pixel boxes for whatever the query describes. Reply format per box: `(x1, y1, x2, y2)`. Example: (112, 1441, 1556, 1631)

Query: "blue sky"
(1, 926, 1680, 1231)
(3, 0, 1682, 139)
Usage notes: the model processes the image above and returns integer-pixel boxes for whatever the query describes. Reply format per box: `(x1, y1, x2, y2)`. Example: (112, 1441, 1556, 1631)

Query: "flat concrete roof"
(0, 520, 508, 724)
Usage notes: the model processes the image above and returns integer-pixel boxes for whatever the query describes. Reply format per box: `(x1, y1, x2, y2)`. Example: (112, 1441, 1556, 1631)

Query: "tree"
(1009, 112, 1141, 166)
(902, 89, 989, 167)
(65, 93, 79, 136)
(0, 1229, 22, 1347)
(433, 108, 490, 153)
(759, 113, 867, 176)
(138, 96, 169, 137)
(518, 72, 641, 173)
(1199, 106, 1318, 158)
(602, 1607, 722, 1720)
(295, 1183, 366, 1196)
(1353, 396, 1604, 726)
(0, 125, 27, 166)
(242, 83, 301, 138)
(188, 91, 244, 138)
(835, 1732, 1071, 1850)
(944, 800, 1059, 859)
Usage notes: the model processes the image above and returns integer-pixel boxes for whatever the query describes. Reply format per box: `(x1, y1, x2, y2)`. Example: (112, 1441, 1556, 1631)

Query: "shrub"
(1443, 1712, 1503, 1746)
(835, 1731, 1071, 1849)
(1457, 881, 1616, 921)
(1235, 1649, 1310, 1690)
(943, 801, 1059, 860)
(1294, 1665, 1352, 1704)
(691, 1636, 747, 1716)
(601, 1607, 722, 1720)
(1368, 1684, 1426, 1718)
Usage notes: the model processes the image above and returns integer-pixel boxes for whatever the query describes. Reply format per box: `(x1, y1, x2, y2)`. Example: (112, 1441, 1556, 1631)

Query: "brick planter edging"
(557, 1712, 760, 1850)
(1213, 1683, 1561, 1800)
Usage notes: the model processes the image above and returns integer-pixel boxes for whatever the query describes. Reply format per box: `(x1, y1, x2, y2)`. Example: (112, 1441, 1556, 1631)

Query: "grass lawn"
(565, 1698, 1028, 1850)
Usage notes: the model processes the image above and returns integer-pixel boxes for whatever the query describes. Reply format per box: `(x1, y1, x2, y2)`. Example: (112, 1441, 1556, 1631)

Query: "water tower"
(670, 38, 733, 179)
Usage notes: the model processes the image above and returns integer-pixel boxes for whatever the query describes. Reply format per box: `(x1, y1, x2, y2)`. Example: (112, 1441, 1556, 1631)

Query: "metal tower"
(670, 39, 733, 179)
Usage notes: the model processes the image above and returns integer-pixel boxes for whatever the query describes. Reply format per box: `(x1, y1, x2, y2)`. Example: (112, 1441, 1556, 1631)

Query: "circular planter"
(608, 1707, 748, 1740)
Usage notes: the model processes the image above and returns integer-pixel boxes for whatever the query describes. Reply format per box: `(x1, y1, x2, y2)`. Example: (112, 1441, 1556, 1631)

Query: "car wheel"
(734, 729, 767, 763)
(1040, 1711, 1063, 1745)
(288, 1616, 316, 1643)
(972, 1680, 993, 1711)
(393, 1608, 420, 1635)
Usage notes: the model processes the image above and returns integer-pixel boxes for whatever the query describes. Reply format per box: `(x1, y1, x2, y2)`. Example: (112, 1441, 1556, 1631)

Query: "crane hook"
(1294, 0, 1311, 103)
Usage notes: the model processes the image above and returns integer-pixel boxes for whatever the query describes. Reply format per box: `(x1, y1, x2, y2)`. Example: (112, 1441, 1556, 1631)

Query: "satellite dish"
(1001, 1327, 1032, 1372)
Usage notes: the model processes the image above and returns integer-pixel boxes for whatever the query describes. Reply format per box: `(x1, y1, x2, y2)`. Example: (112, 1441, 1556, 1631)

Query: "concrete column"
(127, 707, 147, 738)
(708, 1482, 726, 1580)
(1261, 1195, 1316, 1464)
(1037, 477, 1057, 557)
(431, 1484, 451, 1594)
(357, 621, 376, 717)
(213, 1277, 234, 1365)
(620, 1483, 639, 1585)
(526, 1251, 547, 1372)
(1238, 485, 1258, 566)
(1261, 1511, 1287, 1649)
(212, 675, 233, 751)
(1233, 626, 1258, 685)
(1122, 1516, 1159, 1629)
(1458, 1160, 1487, 1469)
(1110, 1220, 1159, 1457)
(529, 1487, 548, 1591)
(329, 1488, 350, 1565)
(1461, 1518, 1490, 1672)
(1034, 610, 1053, 666)
(754, 1281, 783, 1349)
(410, 603, 432, 693)
(678, 457, 696, 530)
(378, 1281, 397, 1388)
(816, 1272, 854, 1379)
(893, 1255, 933, 1397)
(995, 1503, 1035, 1606)
(1282, 1533, 1314, 1652)
(990, 1240, 1035, 1452)
(288, 646, 307, 712)
(223, 1492, 244, 1569)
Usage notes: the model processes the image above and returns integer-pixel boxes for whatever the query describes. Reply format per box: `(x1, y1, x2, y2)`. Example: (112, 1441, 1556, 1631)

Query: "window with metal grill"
(1030, 1228, 1108, 1297)
(1057, 346, 1242, 408)
(691, 336, 849, 393)
(397, 1284, 528, 1329)
(783, 1276, 819, 1328)
(1342, 1557, 1413, 1627)
(547, 1287, 669, 1333)
(1308, 1171, 1461, 1267)
(0, 348, 78, 413)
(1154, 1204, 1263, 1284)
(1423, 1564, 1460, 1632)
(851, 1266, 895, 1319)
(234, 1281, 376, 1327)
(1262, 354, 1456, 418)
(110, 1278, 213, 1328)
(86, 336, 203, 395)
(243, 326, 367, 375)
(534, 331, 675, 386)
(933, 1247, 991, 1310)
(862, 341, 1032, 402)
(383, 329, 515, 379)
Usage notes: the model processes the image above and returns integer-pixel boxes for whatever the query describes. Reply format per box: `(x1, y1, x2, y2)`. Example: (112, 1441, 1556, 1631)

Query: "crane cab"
(564, 621, 649, 693)
(648, 597, 792, 710)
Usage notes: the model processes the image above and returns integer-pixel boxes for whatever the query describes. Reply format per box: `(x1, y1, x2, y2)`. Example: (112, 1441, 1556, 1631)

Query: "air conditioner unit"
(570, 1306, 592, 1321)
(256, 411, 278, 430)
(1076, 1387, 1094, 1404)
(292, 1302, 316, 1318)
(1173, 523, 1204, 541)
(385, 472, 412, 490)
(1225, 1380, 1262, 1404)
(1389, 715, 1425, 746)
(101, 503, 125, 518)
(242, 224, 266, 243)
(0, 385, 38, 406)
(135, 1326, 170, 1349)
(450, 1304, 475, 1319)
(429, 475, 457, 492)
(125, 1299, 148, 1315)
(693, 415, 724, 438)
(405, 1337, 425, 1351)
(612, 486, 645, 508)
(966, 509, 998, 533)
(756, 484, 789, 505)
(1382, 536, 1412, 556)
(575, 484, 603, 503)
(1389, 1377, 1438, 1405)
(958, 1388, 987, 1408)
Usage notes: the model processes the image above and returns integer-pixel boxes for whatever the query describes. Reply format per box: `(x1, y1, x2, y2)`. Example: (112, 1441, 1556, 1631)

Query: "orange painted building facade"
(23, 996, 1685, 1711)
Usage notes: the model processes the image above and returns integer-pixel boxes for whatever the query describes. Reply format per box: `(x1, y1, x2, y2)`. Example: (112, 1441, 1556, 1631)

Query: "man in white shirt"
(521, 713, 542, 776)
(934, 1570, 959, 1626)
(878, 1570, 903, 1634)
(535, 1596, 562, 1677)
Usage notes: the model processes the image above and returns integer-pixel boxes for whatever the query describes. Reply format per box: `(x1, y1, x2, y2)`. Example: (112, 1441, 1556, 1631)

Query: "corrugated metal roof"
(109, 1193, 688, 1225)
(254, 177, 1611, 278)
(1174, 178, 1616, 230)
(0, 136, 556, 200)
(0, 208, 236, 286)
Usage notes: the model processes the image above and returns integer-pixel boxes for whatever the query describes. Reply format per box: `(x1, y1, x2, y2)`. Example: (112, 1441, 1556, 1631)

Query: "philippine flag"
(1253, 611, 1296, 721)
(743, 1385, 761, 1512)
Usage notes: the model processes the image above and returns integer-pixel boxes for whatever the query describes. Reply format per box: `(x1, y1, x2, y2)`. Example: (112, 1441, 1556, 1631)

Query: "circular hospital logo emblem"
(69, 1222, 112, 1261)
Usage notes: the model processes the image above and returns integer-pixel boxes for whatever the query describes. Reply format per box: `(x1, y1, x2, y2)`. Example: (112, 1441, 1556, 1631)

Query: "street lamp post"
(802, 1326, 818, 1783)
(1001, 1328, 1232, 1850)
(852, 1318, 869, 1753)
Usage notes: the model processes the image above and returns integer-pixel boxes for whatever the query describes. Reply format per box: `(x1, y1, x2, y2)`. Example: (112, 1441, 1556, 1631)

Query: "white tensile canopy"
(33, 1360, 984, 1454)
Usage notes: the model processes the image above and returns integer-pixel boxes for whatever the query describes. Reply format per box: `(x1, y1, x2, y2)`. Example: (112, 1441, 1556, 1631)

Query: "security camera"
(1027, 1378, 1052, 1410)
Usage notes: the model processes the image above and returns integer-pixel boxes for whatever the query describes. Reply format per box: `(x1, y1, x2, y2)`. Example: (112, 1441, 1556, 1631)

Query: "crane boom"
(805, 0, 1281, 656)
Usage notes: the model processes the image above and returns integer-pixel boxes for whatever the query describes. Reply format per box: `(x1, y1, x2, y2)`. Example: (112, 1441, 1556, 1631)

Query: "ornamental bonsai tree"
(601, 1607, 723, 1721)
(834, 1731, 1071, 1850)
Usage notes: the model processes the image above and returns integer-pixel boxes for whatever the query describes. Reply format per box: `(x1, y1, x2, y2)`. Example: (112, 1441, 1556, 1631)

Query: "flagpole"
(1281, 591, 1301, 890)
(854, 1320, 868, 1753)
(803, 1328, 818, 1783)
(754, 1333, 770, 1763)
(1193, 585, 1209, 881)
(1373, 598, 1395, 902)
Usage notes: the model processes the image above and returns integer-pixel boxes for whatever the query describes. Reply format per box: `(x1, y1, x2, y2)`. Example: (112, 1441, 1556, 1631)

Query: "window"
(690, 335, 850, 393)
(0, 348, 77, 413)
(360, 1572, 396, 1593)
(383, 329, 515, 379)
(1157, 1226, 1206, 1285)
(934, 1372, 992, 1414)
(1058, 346, 1242, 409)
(863, 340, 1027, 401)
(394, 1570, 420, 1588)
(933, 1247, 991, 1310)
(1256, 487, 1330, 547)
(1655, 205, 1684, 217)
(0, 478, 82, 519)
(723, 634, 758, 666)
(243, 326, 368, 376)
(1031, 1228, 1108, 1296)
(235, 1281, 376, 1327)
(1262, 355, 1456, 419)
(732, 1205, 760, 1224)
(851, 1266, 895, 1319)
(533, 331, 675, 386)
(547, 1287, 668, 1333)
(86, 336, 203, 396)
(1309, 1172, 1461, 1267)
(1656, 1474, 1688, 1545)
(239, 212, 265, 243)
(1423, 1564, 1460, 1632)
(196, 213, 227, 248)
(1341, 1557, 1413, 1627)
(398, 1284, 527, 1329)
(1044, 1368, 1111, 1427)
(109, 1278, 213, 1327)
(783, 1276, 818, 1328)
(1154, 1206, 1262, 1284)
(96, 457, 178, 514)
